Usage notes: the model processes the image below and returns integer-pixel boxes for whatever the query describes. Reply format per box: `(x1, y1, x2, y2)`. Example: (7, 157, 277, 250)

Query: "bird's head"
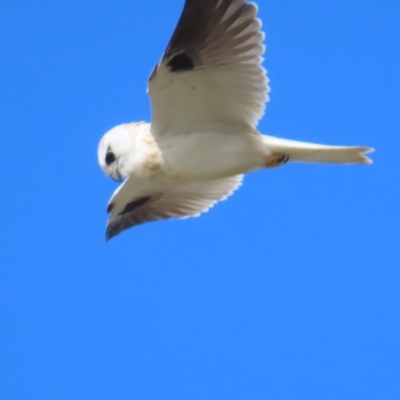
(98, 123, 138, 182)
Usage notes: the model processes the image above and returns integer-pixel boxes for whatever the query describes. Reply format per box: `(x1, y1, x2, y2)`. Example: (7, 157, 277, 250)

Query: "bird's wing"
(106, 175, 244, 240)
(148, 0, 268, 135)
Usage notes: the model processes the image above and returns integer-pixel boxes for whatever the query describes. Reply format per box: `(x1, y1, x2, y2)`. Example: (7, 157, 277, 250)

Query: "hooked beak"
(111, 169, 123, 182)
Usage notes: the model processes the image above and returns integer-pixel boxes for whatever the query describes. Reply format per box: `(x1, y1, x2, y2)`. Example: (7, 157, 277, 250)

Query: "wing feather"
(148, 0, 269, 135)
(106, 175, 243, 240)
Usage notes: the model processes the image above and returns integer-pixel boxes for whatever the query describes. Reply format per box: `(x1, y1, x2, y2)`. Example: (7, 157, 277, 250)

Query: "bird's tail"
(263, 135, 374, 164)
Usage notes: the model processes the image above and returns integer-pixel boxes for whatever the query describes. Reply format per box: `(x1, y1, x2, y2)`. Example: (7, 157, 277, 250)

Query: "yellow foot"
(265, 153, 289, 168)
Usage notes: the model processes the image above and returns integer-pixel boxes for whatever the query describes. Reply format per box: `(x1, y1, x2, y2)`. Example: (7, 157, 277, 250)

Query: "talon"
(265, 153, 289, 168)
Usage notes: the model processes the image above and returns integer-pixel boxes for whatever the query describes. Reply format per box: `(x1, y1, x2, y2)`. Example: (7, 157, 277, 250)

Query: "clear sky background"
(1, 0, 399, 399)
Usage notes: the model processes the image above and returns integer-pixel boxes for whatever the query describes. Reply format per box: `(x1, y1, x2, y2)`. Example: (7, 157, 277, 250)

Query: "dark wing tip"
(105, 215, 145, 242)
(106, 218, 130, 241)
(106, 224, 118, 241)
(105, 196, 153, 241)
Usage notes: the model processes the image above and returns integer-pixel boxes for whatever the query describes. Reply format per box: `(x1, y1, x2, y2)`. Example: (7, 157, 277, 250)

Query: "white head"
(98, 123, 139, 181)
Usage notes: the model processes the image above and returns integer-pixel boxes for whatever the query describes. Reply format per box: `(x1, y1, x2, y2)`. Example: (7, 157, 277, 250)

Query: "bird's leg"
(265, 153, 289, 168)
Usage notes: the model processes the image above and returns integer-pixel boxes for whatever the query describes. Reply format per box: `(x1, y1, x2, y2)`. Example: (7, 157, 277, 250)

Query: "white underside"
(129, 123, 373, 183)
(156, 126, 266, 181)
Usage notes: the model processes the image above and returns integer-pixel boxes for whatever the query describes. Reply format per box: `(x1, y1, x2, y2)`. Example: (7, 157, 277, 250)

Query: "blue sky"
(1, 0, 399, 398)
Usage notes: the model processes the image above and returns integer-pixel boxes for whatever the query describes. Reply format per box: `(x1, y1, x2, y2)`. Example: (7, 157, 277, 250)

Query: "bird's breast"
(134, 133, 167, 178)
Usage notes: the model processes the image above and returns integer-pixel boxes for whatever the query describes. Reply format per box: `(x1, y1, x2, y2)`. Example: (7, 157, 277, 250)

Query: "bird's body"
(100, 122, 267, 182)
(98, 0, 373, 240)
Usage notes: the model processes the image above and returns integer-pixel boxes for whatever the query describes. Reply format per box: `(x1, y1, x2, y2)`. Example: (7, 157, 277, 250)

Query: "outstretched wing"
(106, 175, 244, 240)
(148, 0, 269, 135)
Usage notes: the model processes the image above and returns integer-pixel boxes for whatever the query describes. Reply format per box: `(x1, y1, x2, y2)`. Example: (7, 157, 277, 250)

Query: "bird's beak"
(111, 169, 123, 182)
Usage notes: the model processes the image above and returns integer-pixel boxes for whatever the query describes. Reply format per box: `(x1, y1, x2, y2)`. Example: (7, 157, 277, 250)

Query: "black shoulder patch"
(119, 196, 151, 216)
(167, 52, 195, 72)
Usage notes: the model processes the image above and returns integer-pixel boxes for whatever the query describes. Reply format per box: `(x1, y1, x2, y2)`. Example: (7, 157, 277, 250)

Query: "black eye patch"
(105, 151, 116, 166)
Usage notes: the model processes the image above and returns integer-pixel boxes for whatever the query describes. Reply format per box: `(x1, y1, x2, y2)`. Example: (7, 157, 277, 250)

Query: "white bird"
(98, 0, 373, 240)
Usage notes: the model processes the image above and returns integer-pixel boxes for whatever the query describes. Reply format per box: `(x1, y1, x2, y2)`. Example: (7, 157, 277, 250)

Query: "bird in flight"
(98, 0, 373, 241)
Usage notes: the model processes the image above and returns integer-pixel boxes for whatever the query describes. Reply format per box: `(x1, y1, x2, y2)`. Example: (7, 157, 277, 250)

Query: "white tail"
(263, 136, 374, 164)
